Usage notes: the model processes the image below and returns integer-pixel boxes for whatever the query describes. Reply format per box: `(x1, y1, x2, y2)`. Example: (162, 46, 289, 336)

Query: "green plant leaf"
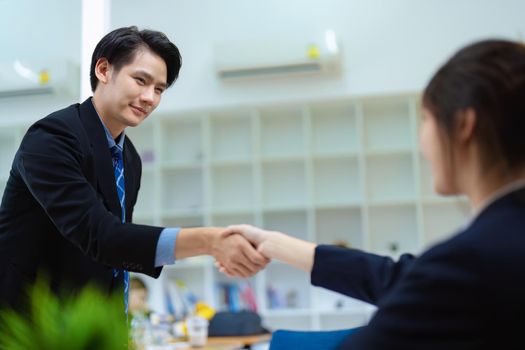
(0, 280, 129, 350)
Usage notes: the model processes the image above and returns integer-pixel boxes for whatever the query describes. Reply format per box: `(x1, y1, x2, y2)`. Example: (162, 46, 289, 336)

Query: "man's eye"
(135, 77, 145, 85)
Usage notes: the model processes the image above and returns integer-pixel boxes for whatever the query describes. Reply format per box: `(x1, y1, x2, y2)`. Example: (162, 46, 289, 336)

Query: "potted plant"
(0, 279, 129, 350)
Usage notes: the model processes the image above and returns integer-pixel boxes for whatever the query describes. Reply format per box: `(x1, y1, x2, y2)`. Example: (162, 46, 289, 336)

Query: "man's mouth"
(130, 105, 147, 116)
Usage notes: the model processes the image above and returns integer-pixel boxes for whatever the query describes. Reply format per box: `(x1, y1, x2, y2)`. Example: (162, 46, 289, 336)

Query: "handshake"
(210, 225, 316, 278)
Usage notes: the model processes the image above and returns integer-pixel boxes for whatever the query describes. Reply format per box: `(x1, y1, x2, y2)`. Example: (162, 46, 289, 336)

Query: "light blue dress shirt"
(96, 109, 178, 267)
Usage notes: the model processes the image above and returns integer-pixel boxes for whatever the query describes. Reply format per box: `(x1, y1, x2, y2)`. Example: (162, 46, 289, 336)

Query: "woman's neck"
(464, 164, 525, 212)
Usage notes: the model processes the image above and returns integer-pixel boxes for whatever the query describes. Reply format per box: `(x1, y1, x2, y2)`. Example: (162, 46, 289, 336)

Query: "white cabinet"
(119, 93, 471, 331)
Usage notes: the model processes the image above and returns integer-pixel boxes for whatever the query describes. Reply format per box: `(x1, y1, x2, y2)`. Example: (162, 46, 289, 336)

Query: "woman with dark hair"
(223, 40, 525, 349)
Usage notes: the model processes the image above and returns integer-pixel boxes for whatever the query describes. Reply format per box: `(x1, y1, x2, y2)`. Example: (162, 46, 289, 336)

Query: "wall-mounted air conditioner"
(0, 59, 79, 98)
(214, 30, 342, 80)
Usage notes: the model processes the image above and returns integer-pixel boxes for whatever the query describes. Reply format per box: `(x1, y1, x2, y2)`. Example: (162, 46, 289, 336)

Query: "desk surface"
(172, 333, 271, 349)
(207, 334, 271, 345)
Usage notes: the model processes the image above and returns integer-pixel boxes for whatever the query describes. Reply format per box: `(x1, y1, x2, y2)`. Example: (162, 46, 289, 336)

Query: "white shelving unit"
(124, 92, 470, 332)
(0, 93, 471, 332)
(0, 122, 27, 197)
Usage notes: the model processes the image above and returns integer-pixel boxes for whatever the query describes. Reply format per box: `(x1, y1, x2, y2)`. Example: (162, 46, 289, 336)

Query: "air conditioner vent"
(214, 31, 342, 80)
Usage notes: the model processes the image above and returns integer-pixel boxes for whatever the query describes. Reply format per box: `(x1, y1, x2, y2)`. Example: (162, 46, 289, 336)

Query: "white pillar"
(80, 0, 111, 101)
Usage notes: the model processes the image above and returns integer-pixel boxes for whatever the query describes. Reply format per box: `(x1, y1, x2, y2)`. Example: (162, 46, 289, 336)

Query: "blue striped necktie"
(111, 144, 129, 315)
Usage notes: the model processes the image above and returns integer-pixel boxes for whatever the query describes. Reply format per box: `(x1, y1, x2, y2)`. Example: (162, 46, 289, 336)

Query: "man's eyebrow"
(134, 69, 167, 88)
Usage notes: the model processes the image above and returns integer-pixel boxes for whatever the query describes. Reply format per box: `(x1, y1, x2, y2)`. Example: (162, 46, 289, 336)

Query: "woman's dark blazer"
(313, 187, 525, 349)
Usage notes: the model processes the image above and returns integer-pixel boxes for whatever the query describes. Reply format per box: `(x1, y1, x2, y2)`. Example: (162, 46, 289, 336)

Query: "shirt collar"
(91, 98, 126, 150)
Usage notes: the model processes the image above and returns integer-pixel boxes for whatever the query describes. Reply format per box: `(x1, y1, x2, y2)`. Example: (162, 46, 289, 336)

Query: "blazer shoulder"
(466, 192, 525, 245)
(418, 195, 525, 279)
(29, 103, 83, 135)
(20, 103, 90, 157)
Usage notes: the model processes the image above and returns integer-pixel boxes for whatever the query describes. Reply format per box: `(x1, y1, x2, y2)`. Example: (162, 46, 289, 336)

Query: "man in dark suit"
(0, 26, 267, 312)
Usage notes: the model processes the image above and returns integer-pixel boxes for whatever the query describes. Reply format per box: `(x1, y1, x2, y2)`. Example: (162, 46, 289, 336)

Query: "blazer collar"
(123, 136, 137, 218)
(78, 98, 122, 218)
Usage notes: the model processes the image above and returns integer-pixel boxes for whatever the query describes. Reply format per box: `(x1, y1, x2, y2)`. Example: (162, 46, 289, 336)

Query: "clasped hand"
(214, 225, 276, 278)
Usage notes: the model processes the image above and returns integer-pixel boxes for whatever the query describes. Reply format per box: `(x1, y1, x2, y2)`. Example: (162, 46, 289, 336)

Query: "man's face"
(103, 48, 167, 129)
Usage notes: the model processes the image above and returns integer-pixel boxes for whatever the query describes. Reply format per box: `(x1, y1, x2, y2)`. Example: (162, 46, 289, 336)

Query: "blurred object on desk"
(209, 311, 268, 337)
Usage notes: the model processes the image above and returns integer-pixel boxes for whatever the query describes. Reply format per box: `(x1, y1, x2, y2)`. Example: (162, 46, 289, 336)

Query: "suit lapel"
(78, 98, 122, 219)
(123, 137, 136, 220)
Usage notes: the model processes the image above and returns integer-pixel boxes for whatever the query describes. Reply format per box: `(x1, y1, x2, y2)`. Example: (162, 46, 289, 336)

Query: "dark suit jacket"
(0, 98, 163, 311)
(312, 188, 525, 349)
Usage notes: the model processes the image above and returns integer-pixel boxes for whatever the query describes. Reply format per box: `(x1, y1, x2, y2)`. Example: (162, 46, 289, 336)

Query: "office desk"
(172, 334, 271, 349)
(208, 334, 271, 346)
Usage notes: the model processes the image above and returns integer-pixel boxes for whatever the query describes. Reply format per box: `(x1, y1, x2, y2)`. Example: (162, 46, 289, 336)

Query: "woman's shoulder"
(416, 194, 525, 278)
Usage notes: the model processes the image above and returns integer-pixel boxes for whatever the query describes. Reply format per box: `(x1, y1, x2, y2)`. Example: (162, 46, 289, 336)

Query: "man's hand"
(215, 225, 276, 277)
(219, 224, 317, 274)
(222, 224, 276, 257)
(211, 230, 270, 278)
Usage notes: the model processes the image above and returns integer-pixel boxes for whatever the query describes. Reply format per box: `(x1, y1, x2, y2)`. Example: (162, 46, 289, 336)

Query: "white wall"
(110, 0, 525, 113)
(2, 1, 524, 119)
(0, 0, 81, 122)
(0, 0, 80, 63)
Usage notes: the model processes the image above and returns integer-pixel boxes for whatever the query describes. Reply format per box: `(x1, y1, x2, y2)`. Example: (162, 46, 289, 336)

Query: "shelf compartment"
(262, 209, 308, 241)
(318, 312, 369, 331)
(125, 120, 156, 165)
(132, 213, 156, 226)
(167, 256, 211, 269)
(0, 179, 6, 197)
(264, 262, 311, 310)
(164, 266, 208, 308)
(161, 168, 203, 212)
(363, 99, 412, 152)
(159, 116, 203, 164)
(0, 129, 17, 178)
(262, 314, 312, 332)
(310, 103, 359, 155)
(422, 202, 470, 248)
(315, 208, 363, 249)
(214, 275, 258, 312)
(365, 153, 415, 202)
(211, 164, 254, 212)
(313, 157, 361, 205)
(368, 204, 419, 256)
(134, 170, 156, 216)
(261, 160, 307, 208)
(312, 287, 370, 312)
(211, 212, 256, 227)
(161, 214, 204, 228)
(419, 153, 438, 198)
(259, 107, 305, 157)
(210, 111, 253, 162)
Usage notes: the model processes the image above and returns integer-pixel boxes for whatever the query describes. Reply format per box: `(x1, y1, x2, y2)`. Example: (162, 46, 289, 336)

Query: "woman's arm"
(222, 224, 416, 304)
(219, 225, 316, 271)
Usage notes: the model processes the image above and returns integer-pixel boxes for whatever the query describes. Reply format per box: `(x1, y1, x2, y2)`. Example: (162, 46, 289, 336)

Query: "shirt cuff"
(154, 227, 180, 267)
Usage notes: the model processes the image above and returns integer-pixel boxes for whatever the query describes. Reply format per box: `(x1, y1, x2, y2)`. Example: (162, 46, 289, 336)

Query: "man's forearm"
(174, 227, 221, 259)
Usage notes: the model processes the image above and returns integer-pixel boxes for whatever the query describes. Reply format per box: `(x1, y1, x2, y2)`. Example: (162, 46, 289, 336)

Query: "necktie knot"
(111, 144, 122, 160)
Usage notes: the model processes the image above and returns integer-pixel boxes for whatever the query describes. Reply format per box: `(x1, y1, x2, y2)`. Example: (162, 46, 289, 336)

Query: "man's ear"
(94, 58, 112, 85)
(456, 107, 477, 143)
